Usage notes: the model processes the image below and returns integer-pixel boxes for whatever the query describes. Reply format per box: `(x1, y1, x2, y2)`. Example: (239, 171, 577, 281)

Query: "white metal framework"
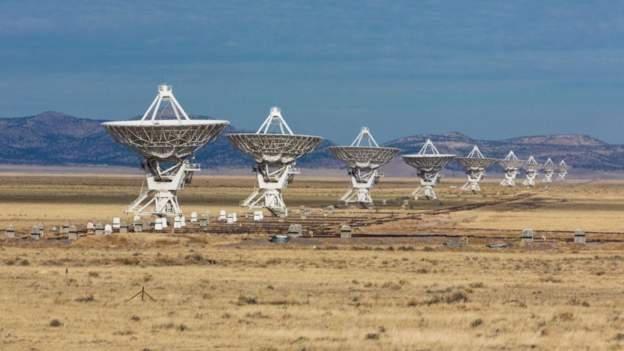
(499, 151, 524, 187)
(402, 139, 455, 200)
(523, 156, 541, 187)
(329, 127, 399, 207)
(227, 107, 322, 216)
(141, 84, 190, 121)
(558, 160, 569, 181)
(542, 158, 555, 183)
(103, 84, 229, 218)
(456, 145, 496, 193)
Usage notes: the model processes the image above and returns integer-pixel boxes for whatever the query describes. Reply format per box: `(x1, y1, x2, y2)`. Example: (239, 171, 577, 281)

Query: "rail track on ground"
(5, 191, 624, 244)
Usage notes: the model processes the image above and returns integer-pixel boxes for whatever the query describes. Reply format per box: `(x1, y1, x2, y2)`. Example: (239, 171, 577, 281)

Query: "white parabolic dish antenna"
(329, 127, 400, 206)
(103, 84, 229, 217)
(522, 155, 541, 187)
(455, 145, 496, 193)
(456, 146, 497, 170)
(558, 160, 569, 180)
(542, 158, 556, 183)
(499, 151, 525, 169)
(227, 107, 322, 216)
(499, 150, 525, 187)
(402, 139, 455, 200)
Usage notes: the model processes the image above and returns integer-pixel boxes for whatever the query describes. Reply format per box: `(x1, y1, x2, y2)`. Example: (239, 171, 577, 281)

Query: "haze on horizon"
(1, 1, 623, 144)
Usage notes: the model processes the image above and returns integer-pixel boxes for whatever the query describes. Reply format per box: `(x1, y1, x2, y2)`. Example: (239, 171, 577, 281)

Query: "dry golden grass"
(365, 180, 624, 237)
(2, 173, 624, 349)
(2, 235, 624, 350)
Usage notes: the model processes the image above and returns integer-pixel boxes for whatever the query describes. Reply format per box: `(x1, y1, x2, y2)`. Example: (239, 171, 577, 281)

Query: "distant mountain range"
(0, 111, 339, 169)
(385, 132, 624, 171)
(1, 111, 623, 172)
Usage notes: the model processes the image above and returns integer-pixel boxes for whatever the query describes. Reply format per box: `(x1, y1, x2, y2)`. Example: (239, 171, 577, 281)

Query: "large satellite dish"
(455, 145, 496, 193)
(542, 158, 555, 183)
(558, 160, 569, 181)
(402, 139, 455, 200)
(499, 150, 524, 187)
(227, 107, 322, 216)
(103, 84, 229, 217)
(329, 127, 399, 206)
(522, 155, 541, 187)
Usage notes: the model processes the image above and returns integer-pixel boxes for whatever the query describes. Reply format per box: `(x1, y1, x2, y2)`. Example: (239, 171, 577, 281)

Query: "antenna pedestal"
(456, 146, 494, 193)
(227, 107, 322, 217)
(128, 160, 197, 217)
(522, 156, 541, 188)
(242, 163, 297, 217)
(523, 170, 537, 187)
(499, 151, 524, 188)
(461, 169, 485, 193)
(329, 127, 399, 207)
(340, 169, 380, 206)
(557, 160, 568, 181)
(402, 139, 454, 201)
(102, 85, 228, 220)
(541, 158, 555, 183)
(501, 169, 518, 187)
(412, 170, 440, 200)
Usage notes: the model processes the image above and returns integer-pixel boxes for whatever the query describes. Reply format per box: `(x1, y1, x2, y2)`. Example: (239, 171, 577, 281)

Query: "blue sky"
(1, 1, 624, 143)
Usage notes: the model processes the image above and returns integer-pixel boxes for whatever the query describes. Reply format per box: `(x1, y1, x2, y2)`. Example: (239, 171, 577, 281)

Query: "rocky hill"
(1, 112, 623, 172)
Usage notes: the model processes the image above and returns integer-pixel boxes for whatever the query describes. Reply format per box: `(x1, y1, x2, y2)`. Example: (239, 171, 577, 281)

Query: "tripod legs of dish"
(128, 159, 198, 217)
(461, 168, 485, 193)
(543, 169, 554, 183)
(242, 163, 298, 216)
(412, 170, 440, 200)
(500, 168, 518, 187)
(340, 168, 380, 207)
(523, 169, 538, 187)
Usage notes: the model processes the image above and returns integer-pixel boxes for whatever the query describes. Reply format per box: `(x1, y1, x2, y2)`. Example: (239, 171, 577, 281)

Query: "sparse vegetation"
(1, 175, 624, 349)
(74, 294, 95, 303)
(49, 319, 63, 327)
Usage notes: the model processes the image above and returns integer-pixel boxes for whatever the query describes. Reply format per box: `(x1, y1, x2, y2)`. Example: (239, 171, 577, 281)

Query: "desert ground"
(2, 172, 624, 350)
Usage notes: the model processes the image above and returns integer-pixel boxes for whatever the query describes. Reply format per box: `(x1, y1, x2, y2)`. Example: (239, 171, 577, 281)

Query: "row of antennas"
(502, 151, 566, 168)
(137, 85, 566, 173)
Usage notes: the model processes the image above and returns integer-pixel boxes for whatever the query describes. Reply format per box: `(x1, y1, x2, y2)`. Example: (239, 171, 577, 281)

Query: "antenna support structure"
(499, 151, 524, 187)
(542, 158, 555, 183)
(456, 145, 496, 193)
(227, 107, 321, 216)
(103, 84, 228, 218)
(558, 160, 569, 181)
(329, 127, 399, 207)
(402, 139, 455, 200)
(523, 156, 541, 187)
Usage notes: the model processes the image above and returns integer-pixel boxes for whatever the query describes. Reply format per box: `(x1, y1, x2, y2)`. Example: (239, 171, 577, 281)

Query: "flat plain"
(2, 173, 624, 350)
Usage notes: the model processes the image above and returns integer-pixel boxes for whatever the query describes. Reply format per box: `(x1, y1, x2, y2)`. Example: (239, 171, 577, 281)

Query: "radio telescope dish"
(455, 145, 496, 193)
(329, 127, 400, 206)
(402, 139, 455, 200)
(227, 107, 322, 216)
(558, 160, 569, 181)
(499, 151, 525, 187)
(103, 84, 229, 217)
(542, 158, 555, 183)
(522, 156, 541, 187)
